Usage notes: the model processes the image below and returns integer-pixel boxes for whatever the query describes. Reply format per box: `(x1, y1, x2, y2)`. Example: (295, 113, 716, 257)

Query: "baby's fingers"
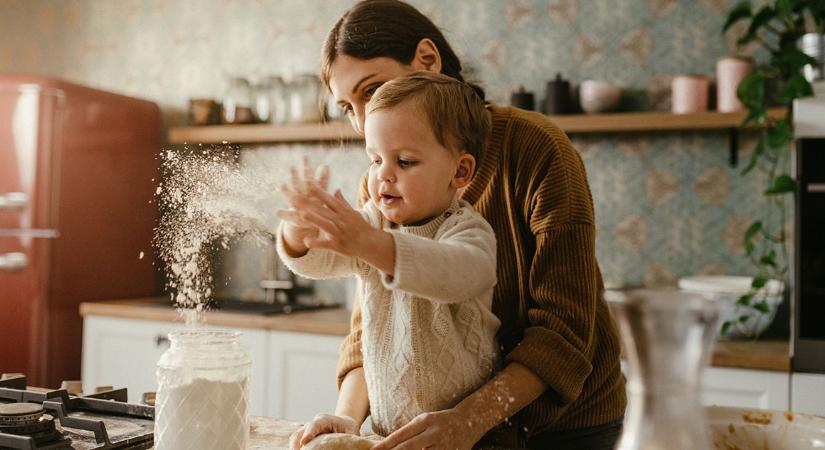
(276, 209, 303, 224)
(316, 164, 330, 190)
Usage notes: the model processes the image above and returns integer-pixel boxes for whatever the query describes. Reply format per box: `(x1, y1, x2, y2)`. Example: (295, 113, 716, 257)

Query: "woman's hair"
(321, 0, 485, 100)
(367, 71, 489, 164)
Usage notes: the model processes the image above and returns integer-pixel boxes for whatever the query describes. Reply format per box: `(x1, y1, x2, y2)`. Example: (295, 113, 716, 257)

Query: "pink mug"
(716, 57, 754, 113)
(672, 75, 709, 114)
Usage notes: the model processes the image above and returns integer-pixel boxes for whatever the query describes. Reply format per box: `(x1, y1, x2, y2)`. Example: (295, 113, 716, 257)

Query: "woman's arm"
(372, 362, 546, 450)
(334, 367, 370, 424)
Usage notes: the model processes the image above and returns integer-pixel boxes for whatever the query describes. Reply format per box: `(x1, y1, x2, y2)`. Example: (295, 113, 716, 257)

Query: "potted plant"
(721, 0, 824, 337)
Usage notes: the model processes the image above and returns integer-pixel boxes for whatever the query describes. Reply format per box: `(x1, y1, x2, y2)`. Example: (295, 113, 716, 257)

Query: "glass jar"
(222, 77, 255, 124)
(288, 74, 324, 123)
(268, 75, 289, 125)
(252, 77, 273, 124)
(154, 330, 251, 450)
(605, 288, 720, 450)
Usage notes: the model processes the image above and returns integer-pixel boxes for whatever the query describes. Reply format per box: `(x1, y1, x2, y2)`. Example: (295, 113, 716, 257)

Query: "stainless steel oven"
(793, 80, 825, 373)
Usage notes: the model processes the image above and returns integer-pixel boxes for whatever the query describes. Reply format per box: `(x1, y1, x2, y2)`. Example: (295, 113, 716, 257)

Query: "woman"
(292, 1, 626, 449)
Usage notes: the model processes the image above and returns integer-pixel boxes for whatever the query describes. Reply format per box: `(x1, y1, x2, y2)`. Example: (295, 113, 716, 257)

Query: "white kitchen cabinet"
(266, 330, 343, 422)
(81, 316, 269, 416)
(791, 372, 825, 416)
(701, 367, 790, 410)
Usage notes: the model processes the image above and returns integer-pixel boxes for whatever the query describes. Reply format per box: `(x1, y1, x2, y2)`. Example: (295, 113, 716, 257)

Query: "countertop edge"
(80, 299, 791, 372)
(79, 298, 351, 336)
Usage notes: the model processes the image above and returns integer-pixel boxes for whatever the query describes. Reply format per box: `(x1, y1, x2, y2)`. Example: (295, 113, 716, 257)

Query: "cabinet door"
(82, 316, 179, 404)
(702, 367, 790, 410)
(82, 316, 269, 416)
(791, 373, 825, 416)
(267, 331, 343, 421)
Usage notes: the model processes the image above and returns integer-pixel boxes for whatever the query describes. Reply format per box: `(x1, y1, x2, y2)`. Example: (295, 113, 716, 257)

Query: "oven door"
(793, 137, 825, 373)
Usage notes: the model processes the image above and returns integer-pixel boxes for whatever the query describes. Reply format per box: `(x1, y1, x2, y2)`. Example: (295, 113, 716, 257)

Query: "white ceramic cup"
(672, 75, 709, 114)
(579, 80, 621, 114)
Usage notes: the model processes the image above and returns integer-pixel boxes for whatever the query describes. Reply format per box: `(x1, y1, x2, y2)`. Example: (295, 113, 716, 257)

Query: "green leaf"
(760, 252, 778, 268)
(721, 320, 732, 335)
(764, 174, 797, 195)
(771, 49, 818, 74)
(779, 74, 814, 102)
(767, 119, 792, 149)
(752, 275, 769, 289)
(741, 139, 765, 175)
(723, 1, 753, 33)
(739, 314, 751, 323)
(745, 221, 763, 241)
(737, 293, 754, 306)
(738, 5, 776, 45)
(743, 221, 762, 255)
(776, 0, 793, 19)
(738, 72, 766, 110)
(753, 301, 771, 313)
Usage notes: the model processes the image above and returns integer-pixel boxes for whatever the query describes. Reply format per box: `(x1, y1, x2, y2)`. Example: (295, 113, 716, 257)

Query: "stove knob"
(0, 252, 27, 271)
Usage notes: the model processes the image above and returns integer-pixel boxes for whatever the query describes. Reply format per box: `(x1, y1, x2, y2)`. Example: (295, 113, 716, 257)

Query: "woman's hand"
(372, 408, 482, 450)
(289, 414, 360, 450)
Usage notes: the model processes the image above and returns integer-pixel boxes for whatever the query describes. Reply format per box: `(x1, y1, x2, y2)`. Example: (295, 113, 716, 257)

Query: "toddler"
(277, 72, 500, 438)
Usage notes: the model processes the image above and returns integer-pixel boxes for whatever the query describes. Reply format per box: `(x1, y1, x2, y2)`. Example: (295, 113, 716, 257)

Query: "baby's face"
(364, 102, 460, 226)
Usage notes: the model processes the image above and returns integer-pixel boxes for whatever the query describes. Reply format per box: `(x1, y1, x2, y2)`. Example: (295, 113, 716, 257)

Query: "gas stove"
(0, 375, 153, 450)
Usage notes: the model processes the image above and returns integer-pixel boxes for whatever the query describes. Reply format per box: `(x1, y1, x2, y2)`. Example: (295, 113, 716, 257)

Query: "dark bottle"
(510, 85, 535, 111)
(543, 73, 571, 115)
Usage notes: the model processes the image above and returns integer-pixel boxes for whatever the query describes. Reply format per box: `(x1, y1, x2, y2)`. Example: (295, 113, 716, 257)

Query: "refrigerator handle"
(0, 192, 27, 210)
(0, 252, 27, 271)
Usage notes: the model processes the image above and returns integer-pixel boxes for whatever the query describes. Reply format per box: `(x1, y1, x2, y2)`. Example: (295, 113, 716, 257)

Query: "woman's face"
(328, 54, 424, 135)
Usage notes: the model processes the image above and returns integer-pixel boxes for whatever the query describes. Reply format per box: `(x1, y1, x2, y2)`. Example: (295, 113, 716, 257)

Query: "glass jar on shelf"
(267, 75, 289, 125)
(288, 74, 324, 123)
(252, 77, 273, 124)
(154, 330, 251, 450)
(222, 77, 255, 124)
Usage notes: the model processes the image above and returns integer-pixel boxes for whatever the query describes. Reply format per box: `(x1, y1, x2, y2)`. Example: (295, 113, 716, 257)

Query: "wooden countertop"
(80, 298, 791, 371)
(710, 339, 790, 372)
(79, 298, 351, 336)
(249, 416, 302, 449)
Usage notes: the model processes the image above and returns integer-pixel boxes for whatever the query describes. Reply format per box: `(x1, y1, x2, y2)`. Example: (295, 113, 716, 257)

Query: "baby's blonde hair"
(366, 71, 490, 163)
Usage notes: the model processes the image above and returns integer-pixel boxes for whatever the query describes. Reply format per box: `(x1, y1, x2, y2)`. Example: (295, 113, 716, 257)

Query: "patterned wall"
(0, 0, 775, 301)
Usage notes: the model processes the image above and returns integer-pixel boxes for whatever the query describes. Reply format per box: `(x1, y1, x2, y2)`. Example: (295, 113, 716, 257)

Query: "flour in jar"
(155, 377, 249, 450)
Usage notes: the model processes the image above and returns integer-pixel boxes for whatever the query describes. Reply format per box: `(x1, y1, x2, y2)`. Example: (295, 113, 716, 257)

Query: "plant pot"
(677, 275, 783, 339)
(799, 33, 825, 82)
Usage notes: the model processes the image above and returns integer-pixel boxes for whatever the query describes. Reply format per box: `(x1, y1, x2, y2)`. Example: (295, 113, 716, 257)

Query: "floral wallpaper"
(0, 0, 775, 302)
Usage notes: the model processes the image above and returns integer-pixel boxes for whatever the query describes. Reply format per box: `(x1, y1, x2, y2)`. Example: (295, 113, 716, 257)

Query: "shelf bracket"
(728, 128, 739, 168)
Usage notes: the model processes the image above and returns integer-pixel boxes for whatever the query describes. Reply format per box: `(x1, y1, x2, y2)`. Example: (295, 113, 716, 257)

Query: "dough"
(300, 433, 377, 450)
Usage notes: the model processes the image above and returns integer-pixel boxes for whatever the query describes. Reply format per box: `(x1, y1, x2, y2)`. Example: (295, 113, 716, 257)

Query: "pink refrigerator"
(0, 75, 161, 388)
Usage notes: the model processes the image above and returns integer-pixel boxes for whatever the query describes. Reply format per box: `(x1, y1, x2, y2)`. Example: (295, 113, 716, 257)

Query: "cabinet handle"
(0, 253, 27, 271)
(807, 183, 825, 193)
(155, 335, 170, 347)
(0, 192, 27, 210)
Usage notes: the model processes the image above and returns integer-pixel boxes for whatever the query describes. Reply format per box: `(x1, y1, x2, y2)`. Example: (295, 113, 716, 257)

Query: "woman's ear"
(411, 38, 442, 73)
(452, 153, 475, 189)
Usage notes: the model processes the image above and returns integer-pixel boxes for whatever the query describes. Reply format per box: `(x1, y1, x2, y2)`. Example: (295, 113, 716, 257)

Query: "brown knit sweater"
(338, 105, 626, 440)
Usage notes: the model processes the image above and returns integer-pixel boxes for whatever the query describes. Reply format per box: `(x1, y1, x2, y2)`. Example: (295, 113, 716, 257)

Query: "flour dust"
(154, 145, 284, 323)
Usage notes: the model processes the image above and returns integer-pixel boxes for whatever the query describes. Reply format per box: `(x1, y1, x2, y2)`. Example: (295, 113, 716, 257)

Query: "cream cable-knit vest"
(277, 199, 501, 436)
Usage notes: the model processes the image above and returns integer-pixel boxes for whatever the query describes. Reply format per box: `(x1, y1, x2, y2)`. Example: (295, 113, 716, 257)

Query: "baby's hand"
(289, 414, 360, 450)
(277, 156, 330, 256)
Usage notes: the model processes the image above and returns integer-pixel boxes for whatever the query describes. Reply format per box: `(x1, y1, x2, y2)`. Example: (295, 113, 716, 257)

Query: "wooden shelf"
(167, 108, 787, 145)
(168, 120, 360, 144)
(548, 108, 786, 133)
